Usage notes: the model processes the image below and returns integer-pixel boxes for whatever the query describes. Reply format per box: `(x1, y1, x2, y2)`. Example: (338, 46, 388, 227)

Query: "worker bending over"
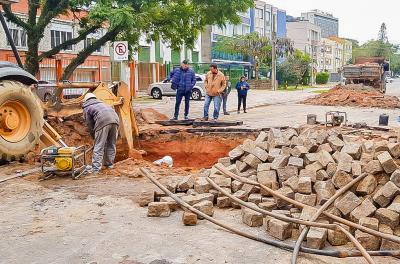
(82, 93, 120, 174)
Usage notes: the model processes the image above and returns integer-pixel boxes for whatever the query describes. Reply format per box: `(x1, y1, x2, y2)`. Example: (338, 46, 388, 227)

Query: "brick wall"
(247, 79, 273, 90)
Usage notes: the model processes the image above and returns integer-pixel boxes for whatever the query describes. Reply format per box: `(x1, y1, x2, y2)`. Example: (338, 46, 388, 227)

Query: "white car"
(148, 74, 205, 100)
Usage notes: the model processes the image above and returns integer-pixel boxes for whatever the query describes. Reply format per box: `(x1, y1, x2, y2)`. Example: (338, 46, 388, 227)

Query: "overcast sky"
(265, 0, 399, 44)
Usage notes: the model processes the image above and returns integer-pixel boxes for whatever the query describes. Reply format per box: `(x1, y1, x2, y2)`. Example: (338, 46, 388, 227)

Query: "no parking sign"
(113, 41, 128, 61)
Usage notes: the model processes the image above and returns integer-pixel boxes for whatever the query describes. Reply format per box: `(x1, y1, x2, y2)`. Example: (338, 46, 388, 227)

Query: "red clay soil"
(137, 133, 249, 169)
(303, 84, 400, 109)
(47, 115, 93, 148)
(135, 108, 168, 124)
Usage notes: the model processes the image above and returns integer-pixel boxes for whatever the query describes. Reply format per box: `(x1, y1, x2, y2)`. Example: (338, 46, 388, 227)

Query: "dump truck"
(0, 0, 138, 161)
(343, 57, 389, 93)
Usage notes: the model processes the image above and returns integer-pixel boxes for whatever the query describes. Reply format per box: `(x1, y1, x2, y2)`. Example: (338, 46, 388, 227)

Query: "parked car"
(148, 74, 205, 100)
(386, 77, 394, 83)
(35, 80, 55, 102)
(35, 80, 89, 102)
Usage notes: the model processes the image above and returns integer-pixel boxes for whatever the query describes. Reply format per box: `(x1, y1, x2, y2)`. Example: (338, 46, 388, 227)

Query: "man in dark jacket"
(82, 93, 120, 174)
(169, 60, 196, 120)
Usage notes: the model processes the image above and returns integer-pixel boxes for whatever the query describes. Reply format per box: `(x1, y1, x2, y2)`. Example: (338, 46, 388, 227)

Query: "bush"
(316, 72, 330, 84)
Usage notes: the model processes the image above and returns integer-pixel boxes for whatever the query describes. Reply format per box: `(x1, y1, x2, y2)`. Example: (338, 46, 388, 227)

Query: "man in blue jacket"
(169, 60, 196, 120)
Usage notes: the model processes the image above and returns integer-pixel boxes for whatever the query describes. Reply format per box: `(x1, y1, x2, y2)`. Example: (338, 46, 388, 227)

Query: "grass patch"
(278, 85, 312, 91)
(311, 89, 330, 94)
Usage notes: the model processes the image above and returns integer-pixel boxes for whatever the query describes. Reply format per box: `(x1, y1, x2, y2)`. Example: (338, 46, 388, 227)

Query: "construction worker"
(82, 93, 120, 174)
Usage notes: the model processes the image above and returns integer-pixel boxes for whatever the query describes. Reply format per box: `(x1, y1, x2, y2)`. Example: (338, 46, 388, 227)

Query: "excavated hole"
(136, 132, 256, 169)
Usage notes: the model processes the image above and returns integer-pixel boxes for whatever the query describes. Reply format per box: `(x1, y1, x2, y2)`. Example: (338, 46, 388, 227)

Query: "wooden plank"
(192, 120, 243, 127)
(155, 119, 195, 126)
(186, 127, 259, 133)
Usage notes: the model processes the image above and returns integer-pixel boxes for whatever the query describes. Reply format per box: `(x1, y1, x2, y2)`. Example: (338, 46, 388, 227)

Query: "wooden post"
(97, 60, 102, 82)
(55, 58, 62, 83)
(129, 61, 136, 98)
(156, 62, 160, 82)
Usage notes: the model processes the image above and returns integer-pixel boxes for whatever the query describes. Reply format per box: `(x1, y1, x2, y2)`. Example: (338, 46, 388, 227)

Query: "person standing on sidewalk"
(169, 60, 196, 120)
(222, 75, 232, 115)
(236, 76, 250, 114)
(82, 93, 120, 174)
(203, 63, 226, 120)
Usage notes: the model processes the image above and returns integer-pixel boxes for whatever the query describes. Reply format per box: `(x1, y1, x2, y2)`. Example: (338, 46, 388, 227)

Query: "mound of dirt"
(303, 84, 400, 109)
(135, 108, 168, 124)
(47, 115, 93, 148)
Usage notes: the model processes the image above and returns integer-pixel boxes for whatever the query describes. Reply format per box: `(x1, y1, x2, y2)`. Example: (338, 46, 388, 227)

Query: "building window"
(51, 30, 73, 50)
(7, 22, 27, 48)
(255, 8, 263, 19)
(265, 11, 271, 27)
(243, 25, 250, 34)
(85, 38, 102, 53)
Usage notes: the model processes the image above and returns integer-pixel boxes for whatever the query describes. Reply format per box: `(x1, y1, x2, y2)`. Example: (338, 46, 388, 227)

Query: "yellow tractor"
(0, 0, 138, 162)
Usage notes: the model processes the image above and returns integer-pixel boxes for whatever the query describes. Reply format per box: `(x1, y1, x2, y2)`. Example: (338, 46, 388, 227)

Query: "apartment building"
(286, 18, 321, 68)
(201, 10, 251, 63)
(328, 36, 353, 65)
(201, 2, 287, 65)
(0, 0, 111, 83)
(301, 10, 339, 38)
(254, 1, 287, 39)
(320, 37, 344, 74)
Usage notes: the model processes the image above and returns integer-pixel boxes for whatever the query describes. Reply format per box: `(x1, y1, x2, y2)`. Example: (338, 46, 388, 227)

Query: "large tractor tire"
(0, 80, 44, 161)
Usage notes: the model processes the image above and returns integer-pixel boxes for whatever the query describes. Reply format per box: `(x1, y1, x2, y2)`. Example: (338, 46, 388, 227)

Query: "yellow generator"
(40, 146, 88, 179)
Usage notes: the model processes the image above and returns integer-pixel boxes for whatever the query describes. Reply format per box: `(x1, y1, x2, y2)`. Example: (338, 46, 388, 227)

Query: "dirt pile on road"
(303, 84, 400, 109)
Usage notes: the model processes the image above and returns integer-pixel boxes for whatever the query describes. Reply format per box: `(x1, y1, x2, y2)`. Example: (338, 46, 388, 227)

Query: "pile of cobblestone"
(141, 126, 400, 251)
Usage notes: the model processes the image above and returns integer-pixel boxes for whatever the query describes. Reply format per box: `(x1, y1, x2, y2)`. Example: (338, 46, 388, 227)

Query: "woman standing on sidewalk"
(236, 76, 250, 114)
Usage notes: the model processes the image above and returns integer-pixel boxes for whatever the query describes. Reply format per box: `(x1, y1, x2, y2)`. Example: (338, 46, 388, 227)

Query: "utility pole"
(271, 14, 277, 91)
(322, 41, 326, 71)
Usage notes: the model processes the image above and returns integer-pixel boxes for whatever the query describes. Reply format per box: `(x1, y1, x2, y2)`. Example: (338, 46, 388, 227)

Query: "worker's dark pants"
(174, 90, 191, 118)
(237, 93, 247, 112)
(92, 124, 119, 171)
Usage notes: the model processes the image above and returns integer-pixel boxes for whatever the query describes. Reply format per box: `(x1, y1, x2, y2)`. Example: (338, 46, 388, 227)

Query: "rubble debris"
(142, 126, 400, 253)
(139, 190, 155, 207)
(302, 85, 400, 109)
(147, 202, 171, 217)
(306, 227, 328, 249)
(242, 204, 264, 227)
(267, 219, 292, 240)
(182, 211, 198, 226)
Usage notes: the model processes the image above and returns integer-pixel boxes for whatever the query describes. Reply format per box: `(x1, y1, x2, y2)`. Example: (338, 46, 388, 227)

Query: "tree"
(2, 0, 254, 80)
(277, 50, 311, 87)
(214, 32, 293, 79)
(378, 22, 388, 43)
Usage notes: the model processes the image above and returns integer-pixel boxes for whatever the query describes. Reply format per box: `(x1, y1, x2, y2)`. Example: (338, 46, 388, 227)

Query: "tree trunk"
(24, 33, 40, 76)
(62, 28, 119, 80)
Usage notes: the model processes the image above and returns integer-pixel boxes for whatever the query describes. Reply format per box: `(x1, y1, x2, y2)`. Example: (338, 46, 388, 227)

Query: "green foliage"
(215, 32, 293, 66)
(214, 32, 293, 79)
(277, 50, 311, 87)
(2, 0, 254, 78)
(353, 40, 398, 59)
(316, 72, 330, 84)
